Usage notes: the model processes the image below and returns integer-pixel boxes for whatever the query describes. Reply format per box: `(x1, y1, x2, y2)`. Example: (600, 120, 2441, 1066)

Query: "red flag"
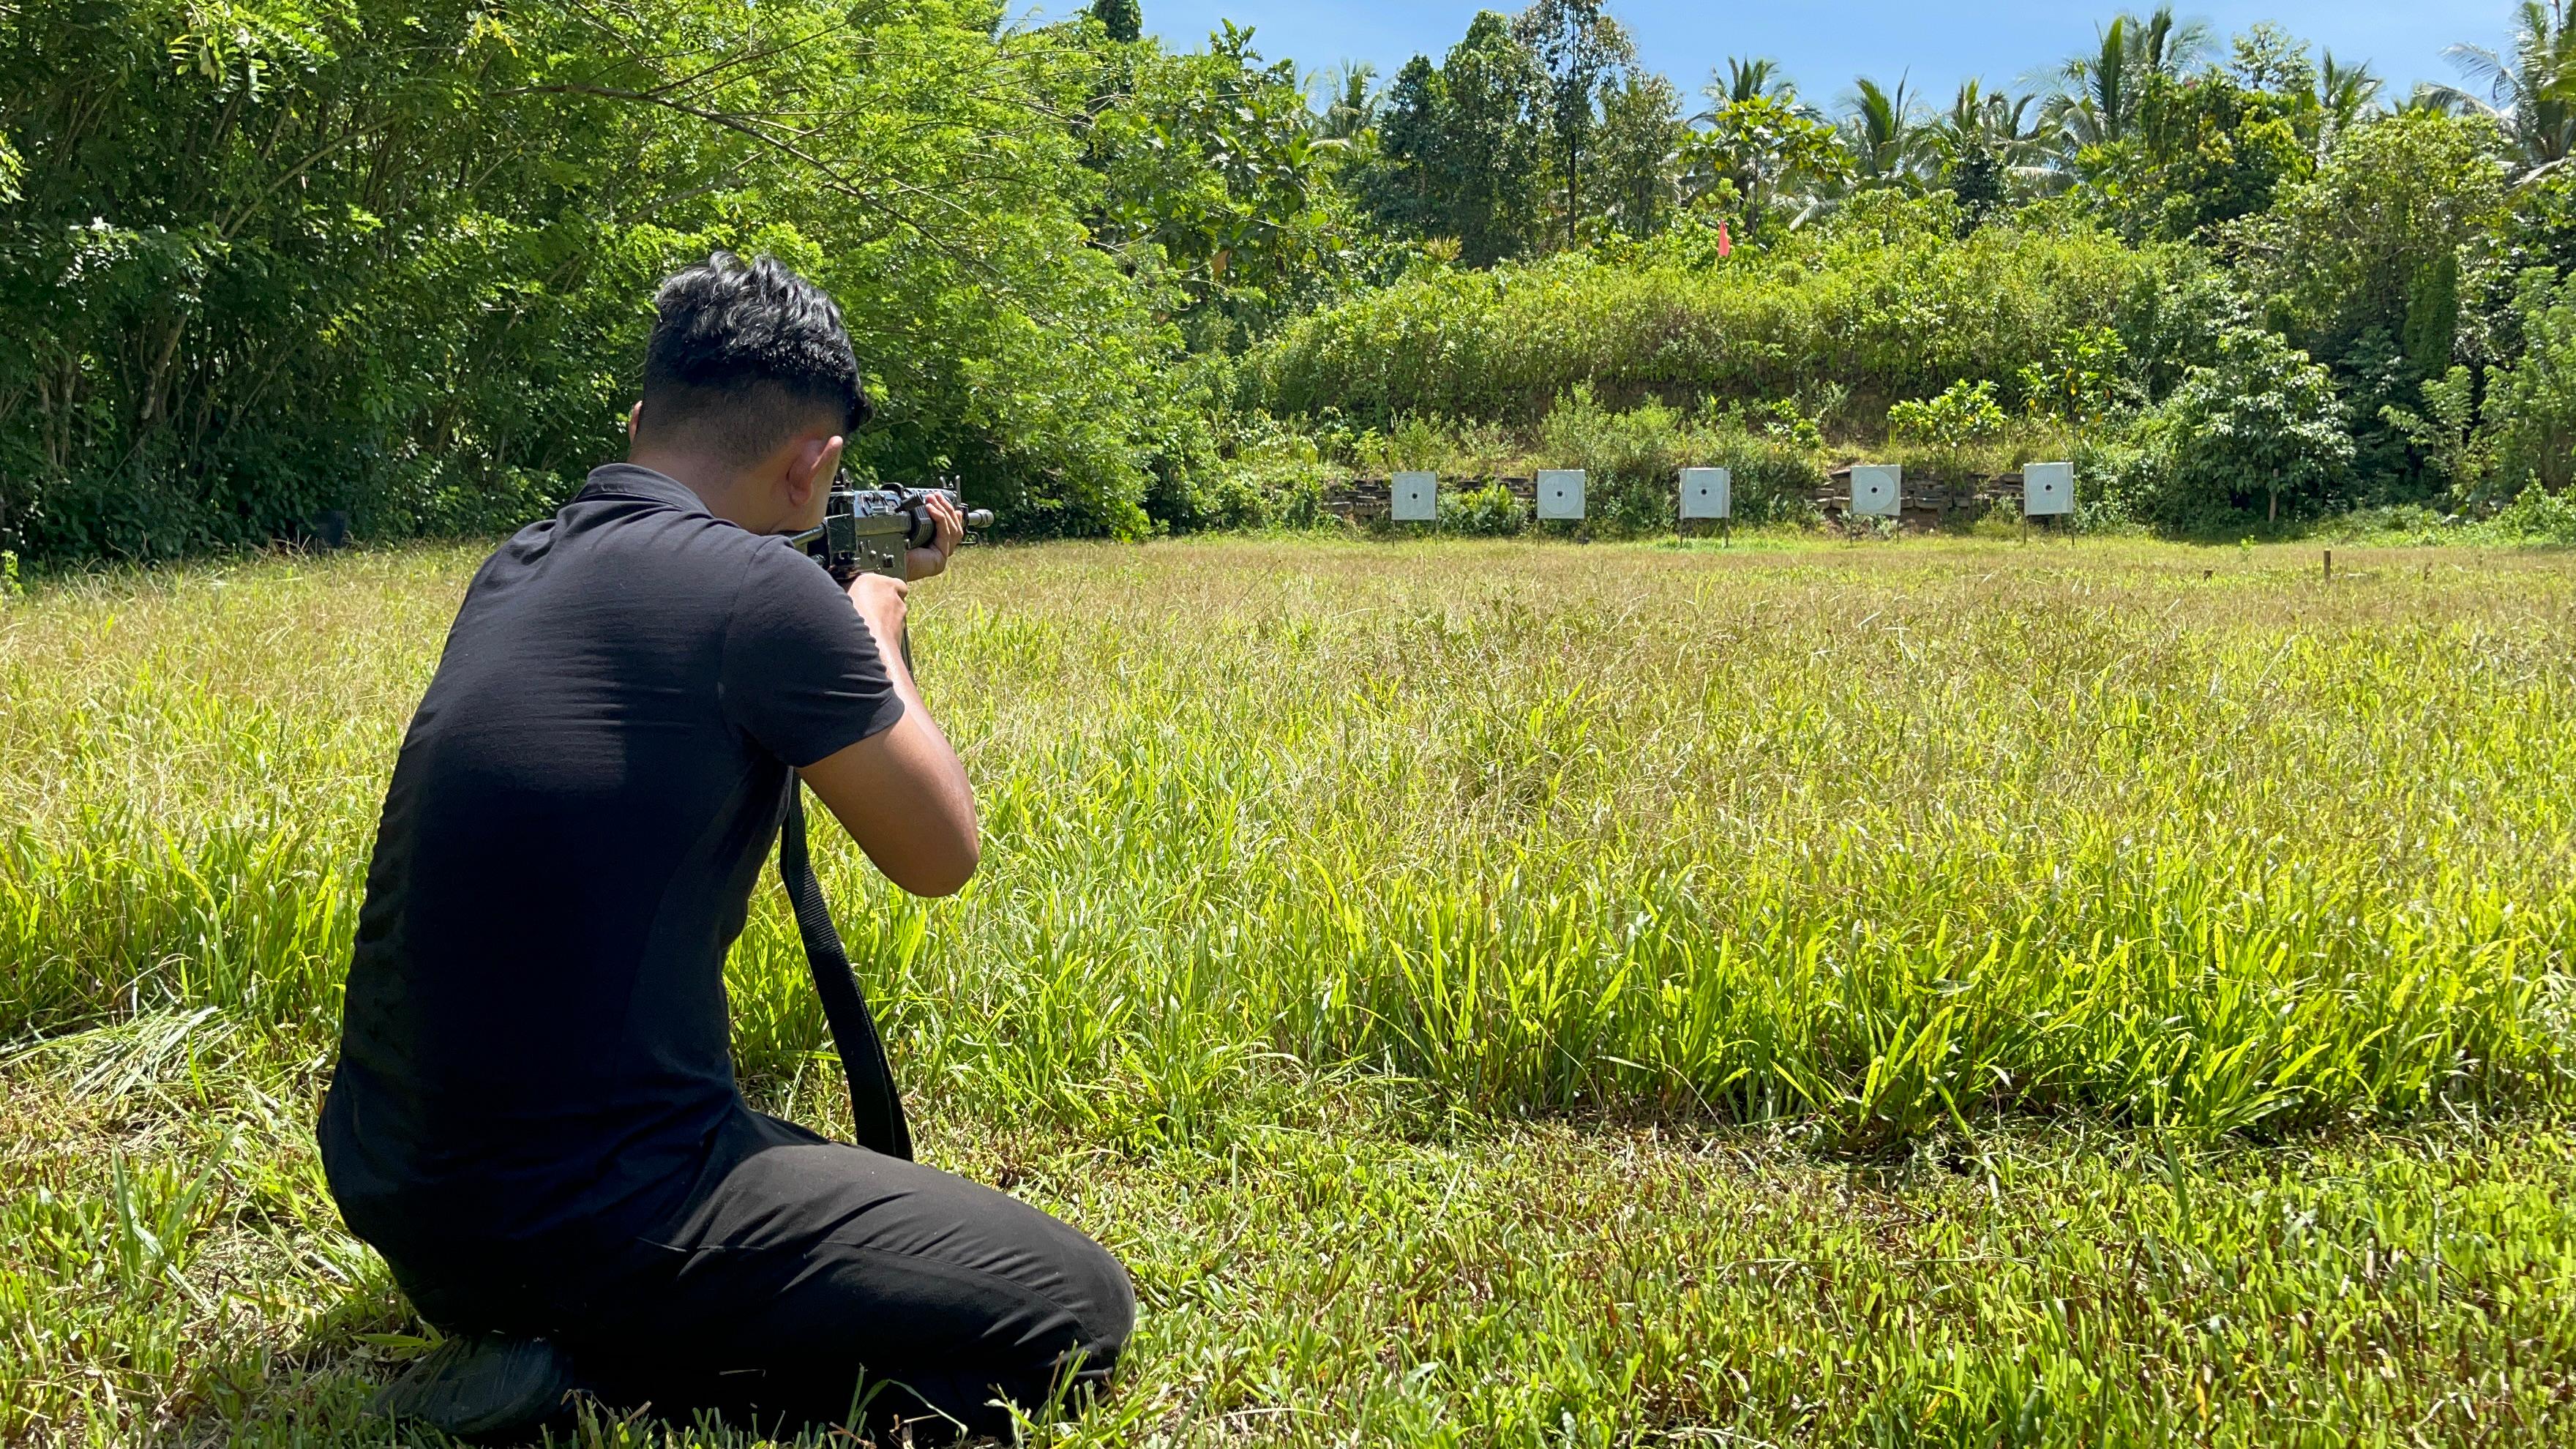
(1716, 220, 1733, 259)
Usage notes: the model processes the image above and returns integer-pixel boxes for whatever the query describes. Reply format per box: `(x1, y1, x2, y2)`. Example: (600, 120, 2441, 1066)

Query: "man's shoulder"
(484, 479, 803, 591)
(450, 499, 815, 667)
(724, 533, 858, 651)
(556, 497, 844, 648)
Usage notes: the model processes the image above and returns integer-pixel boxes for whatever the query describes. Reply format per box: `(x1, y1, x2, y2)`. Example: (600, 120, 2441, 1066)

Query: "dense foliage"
(1233, 1, 2576, 536)
(0, 0, 1218, 555)
(2129, 326, 2357, 526)
(1252, 195, 2177, 423)
(10, 0, 2576, 555)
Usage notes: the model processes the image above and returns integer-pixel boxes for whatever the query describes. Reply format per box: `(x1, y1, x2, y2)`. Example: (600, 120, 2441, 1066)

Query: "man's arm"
(797, 572, 979, 897)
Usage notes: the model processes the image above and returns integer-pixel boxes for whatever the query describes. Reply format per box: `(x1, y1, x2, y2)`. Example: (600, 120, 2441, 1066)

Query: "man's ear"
(626, 402, 643, 443)
(785, 433, 847, 511)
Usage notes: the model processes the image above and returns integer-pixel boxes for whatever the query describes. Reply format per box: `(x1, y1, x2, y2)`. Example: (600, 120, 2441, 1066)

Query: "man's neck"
(626, 450, 775, 533)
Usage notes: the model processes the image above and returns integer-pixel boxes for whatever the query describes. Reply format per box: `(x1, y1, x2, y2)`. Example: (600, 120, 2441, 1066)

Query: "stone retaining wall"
(1322, 469, 2045, 528)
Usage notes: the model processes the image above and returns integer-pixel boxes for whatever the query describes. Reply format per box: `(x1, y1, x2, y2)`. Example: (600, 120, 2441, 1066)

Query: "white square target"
(1680, 467, 1731, 520)
(1850, 463, 1901, 517)
(2023, 461, 2073, 517)
(1391, 471, 1437, 522)
(1537, 469, 1585, 520)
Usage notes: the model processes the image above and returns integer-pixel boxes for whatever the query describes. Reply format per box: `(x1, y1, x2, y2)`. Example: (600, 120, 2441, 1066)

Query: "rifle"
(788, 481, 995, 585)
(777, 478, 991, 1162)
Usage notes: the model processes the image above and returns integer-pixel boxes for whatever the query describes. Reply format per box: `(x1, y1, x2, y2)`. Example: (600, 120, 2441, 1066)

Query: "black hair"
(637, 252, 870, 465)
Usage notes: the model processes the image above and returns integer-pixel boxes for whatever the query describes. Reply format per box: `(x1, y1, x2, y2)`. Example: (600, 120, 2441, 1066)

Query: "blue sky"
(1020, 1, 2512, 111)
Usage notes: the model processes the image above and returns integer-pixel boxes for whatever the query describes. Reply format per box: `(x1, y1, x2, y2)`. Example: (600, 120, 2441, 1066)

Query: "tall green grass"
(5, 540, 2572, 1150)
(10, 538, 2576, 1445)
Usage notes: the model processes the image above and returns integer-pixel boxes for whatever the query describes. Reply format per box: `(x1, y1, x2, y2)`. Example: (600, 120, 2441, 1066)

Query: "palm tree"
(2040, 18, 2135, 151)
(2130, 4, 2213, 79)
(2313, 51, 2384, 157)
(1696, 56, 1819, 124)
(1931, 80, 2062, 200)
(1711, 56, 1791, 107)
(1936, 80, 2040, 147)
(2400, 83, 2467, 116)
(2426, 0, 2576, 179)
(1841, 74, 1928, 190)
(2035, 7, 2214, 154)
(1311, 61, 1382, 141)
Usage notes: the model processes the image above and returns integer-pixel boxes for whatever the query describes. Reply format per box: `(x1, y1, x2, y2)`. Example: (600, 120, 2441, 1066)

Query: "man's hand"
(905, 493, 965, 582)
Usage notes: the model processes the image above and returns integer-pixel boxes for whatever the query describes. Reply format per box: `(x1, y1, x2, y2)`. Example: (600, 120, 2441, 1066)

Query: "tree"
(2229, 111, 2507, 373)
(2040, 7, 2212, 155)
(2146, 328, 2354, 526)
(1704, 56, 1805, 111)
(1091, 22, 1357, 337)
(2428, 0, 2576, 181)
(2223, 108, 2509, 498)
(2487, 266, 2576, 494)
(2067, 54, 2321, 244)
(1511, 0, 1635, 249)
(2314, 51, 2386, 157)
(1677, 94, 1852, 236)
(2133, 4, 2215, 76)
(0, 0, 1187, 555)
(1348, 15, 1549, 264)
(1841, 75, 1928, 192)
(1090, 0, 1143, 45)
(2141, 70, 2317, 234)
(1592, 70, 1683, 239)
(1314, 62, 1382, 140)
(2043, 19, 2131, 151)
(1930, 80, 2052, 228)
(2228, 22, 2315, 97)
(2381, 364, 2485, 494)
(1434, 12, 1547, 264)
(1363, 56, 1448, 235)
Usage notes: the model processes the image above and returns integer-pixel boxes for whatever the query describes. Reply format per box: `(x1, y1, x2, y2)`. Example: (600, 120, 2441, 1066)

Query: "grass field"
(7, 534, 2576, 1446)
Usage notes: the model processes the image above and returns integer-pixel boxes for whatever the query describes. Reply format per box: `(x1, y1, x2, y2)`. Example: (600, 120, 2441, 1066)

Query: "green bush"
(1887, 379, 2009, 482)
(2380, 364, 2486, 498)
(2489, 481, 2576, 544)
(1345, 413, 1524, 481)
(1694, 430, 1827, 527)
(2486, 269, 2576, 500)
(1437, 482, 1527, 535)
(1206, 413, 1341, 529)
(2321, 503, 2453, 544)
(1537, 386, 1688, 532)
(2134, 329, 2354, 531)
(1248, 196, 2182, 428)
(2065, 432, 2153, 533)
(2016, 325, 2137, 423)
(1888, 381, 2008, 450)
(1724, 395, 1830, 452)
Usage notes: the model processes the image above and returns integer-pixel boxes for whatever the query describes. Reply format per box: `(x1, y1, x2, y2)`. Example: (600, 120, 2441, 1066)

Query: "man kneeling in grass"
(318, 252, 1133, 1441)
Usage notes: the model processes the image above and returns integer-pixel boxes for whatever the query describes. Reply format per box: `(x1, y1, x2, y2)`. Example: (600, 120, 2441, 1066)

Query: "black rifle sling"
(778, 787, 915, 1160)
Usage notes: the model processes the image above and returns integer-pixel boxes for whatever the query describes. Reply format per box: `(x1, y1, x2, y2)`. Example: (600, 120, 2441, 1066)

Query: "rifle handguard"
(790, 483, 989, 585)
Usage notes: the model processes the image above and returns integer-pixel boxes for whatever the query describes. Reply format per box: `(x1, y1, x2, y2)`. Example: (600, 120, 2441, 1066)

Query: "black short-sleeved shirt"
(318, 463, 902, 1268)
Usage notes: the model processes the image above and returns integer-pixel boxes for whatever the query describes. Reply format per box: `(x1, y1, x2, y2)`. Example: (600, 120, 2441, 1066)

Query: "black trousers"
(389, 1110, 1136, 1440)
